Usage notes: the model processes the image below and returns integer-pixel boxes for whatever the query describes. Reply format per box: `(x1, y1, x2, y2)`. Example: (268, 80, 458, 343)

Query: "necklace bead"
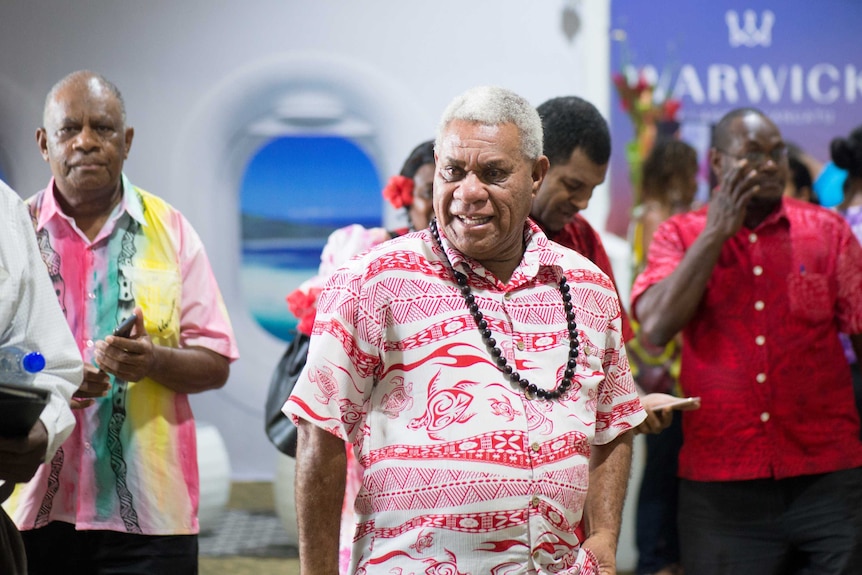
(430, 219, 579, 401)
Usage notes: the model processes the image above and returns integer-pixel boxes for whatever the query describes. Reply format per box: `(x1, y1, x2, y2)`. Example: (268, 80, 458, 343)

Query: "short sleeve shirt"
(284, 221, 645, 574)
(14, 175, 239, 535)
(631, 198, 862, 481)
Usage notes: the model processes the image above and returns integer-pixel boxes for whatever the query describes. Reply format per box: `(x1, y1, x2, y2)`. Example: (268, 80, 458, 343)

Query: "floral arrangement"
(611, 33, 683, 206)
(381, 174, 414, 209)
(612, 70, 681, 135)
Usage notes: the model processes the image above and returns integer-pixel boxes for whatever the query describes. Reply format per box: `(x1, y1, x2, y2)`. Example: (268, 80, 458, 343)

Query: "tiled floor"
(199, 482, 299, 575)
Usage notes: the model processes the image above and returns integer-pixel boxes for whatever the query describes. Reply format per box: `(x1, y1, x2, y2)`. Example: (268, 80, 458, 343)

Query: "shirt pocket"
(121, 263, 181, 343)
(786, 271, 833, 324)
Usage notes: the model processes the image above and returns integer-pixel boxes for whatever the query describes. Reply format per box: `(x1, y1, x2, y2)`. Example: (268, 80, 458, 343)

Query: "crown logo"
(726, 9, 775, 47)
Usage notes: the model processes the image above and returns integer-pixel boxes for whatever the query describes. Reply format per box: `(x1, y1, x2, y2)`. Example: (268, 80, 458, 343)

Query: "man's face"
(434, 120, 548, 275)
(714, 113, 787, 205)
(531, 148, 607, 233)
(37, 77, 132, 202)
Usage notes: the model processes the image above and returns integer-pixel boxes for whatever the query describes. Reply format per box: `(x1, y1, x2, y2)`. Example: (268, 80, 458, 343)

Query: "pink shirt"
(14, 176, 238, 535)
(284, 222, 644, 574)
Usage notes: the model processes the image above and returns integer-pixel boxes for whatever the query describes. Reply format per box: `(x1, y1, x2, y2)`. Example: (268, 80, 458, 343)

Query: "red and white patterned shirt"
(631, 198, 862, 482)
(284, 221, 644, 574)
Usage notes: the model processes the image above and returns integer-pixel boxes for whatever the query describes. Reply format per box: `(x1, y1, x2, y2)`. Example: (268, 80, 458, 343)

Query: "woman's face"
(408, 162, 435, 230)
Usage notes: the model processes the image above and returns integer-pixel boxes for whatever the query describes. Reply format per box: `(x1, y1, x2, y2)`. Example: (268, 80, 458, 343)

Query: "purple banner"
(608, 0, 862, 236)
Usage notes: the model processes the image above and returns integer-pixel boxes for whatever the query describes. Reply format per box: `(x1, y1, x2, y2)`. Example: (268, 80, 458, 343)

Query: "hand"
(94, 307, 156, 383)
(580, 529, 617, 575)
(706, 159, 760, 240)
(635, 393, 700, 434)
(0, 419, 49, 483)
(72, 364, 111, 409)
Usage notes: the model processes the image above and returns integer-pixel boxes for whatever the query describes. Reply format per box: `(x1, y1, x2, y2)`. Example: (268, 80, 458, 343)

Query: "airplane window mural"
(239, 136, 382, 341)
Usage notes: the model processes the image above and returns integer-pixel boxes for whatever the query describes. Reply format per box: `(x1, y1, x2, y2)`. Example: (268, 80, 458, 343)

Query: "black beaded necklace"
(430, 219, 579, 401)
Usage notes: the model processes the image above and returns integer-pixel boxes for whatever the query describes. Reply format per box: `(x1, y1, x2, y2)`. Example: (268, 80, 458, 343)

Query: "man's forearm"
(296, 421, 347, 575)
(583, 430, 634, 545)
(149, 345, 229, 394)
(636, 227, 726, 347)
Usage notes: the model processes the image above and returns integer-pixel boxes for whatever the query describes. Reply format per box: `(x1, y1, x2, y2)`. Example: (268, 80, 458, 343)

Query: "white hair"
(435, 86, 543, 160)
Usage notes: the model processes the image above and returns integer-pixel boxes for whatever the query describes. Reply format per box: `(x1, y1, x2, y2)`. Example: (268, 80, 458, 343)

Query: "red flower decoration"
(382, 175, 414, 209)
(662, 98, 682, 122)
(286, 286, 323, 336)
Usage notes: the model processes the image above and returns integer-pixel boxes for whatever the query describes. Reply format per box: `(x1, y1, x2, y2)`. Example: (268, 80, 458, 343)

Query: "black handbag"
(264, 332, 311, 457)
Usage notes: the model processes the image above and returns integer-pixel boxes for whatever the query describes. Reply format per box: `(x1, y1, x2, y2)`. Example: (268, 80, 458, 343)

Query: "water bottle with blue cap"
(0, 346, 46, 384)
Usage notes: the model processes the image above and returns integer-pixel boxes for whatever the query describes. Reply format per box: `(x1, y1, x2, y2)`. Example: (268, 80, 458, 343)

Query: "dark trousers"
(21, 521, 199, 575)
(0, 505, 26, 575)
(635, 410, 682, 574)
(852, 362, 862, 439)
(679, 467, 862, 575)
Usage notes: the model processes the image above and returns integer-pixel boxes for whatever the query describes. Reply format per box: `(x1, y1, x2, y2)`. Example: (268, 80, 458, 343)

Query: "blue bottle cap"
(22, 352, 46, 374)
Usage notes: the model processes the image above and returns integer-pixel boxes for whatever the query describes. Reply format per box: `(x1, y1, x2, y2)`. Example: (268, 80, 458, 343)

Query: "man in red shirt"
(533, 96, 681, 435)
(532, 97, 633, 342)
(632, 108, 862, 574)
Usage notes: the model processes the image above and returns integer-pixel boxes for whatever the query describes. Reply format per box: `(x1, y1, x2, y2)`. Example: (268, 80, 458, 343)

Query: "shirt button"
(749, 233, 758, 243)
(532, 550, 540, 559)
(756, 373, 767, 383)
(504, 292, 512, 300)
(531, 442, 541, 452)
(517, 341, 525, 351)
(85, 339, 94, 348)
(753, 265, 763, 276)
(87, 292, 96, 300)
(754, 300, 765, 311)
(761, 412, 770, 422)
(530, 496, 540, 507)
(755, 335, 765, 346)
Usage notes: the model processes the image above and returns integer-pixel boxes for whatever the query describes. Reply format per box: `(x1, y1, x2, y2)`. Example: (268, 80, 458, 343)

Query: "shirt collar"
(35, 173, 147, 232)
(435, 218, 564, 285)
(749, 198, 790, 231)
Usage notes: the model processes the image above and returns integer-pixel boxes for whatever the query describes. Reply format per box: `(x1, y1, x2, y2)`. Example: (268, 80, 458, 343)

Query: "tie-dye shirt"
(13, 175, 238, 535)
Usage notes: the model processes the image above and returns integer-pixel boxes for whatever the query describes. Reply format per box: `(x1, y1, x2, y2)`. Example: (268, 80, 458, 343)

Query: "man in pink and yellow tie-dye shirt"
(12, 70, 239, 575)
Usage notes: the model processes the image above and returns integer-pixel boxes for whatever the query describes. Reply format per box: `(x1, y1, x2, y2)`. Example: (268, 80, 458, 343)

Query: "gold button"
(584, 346, 591, 356)
(755, 335, 765, 346)
(760, 412, 770, 422)
(531, 442, 540, 452)
(754, 301, 764, 311)
(517, 341, 525, 351)
(531, 496, 540, 507)
(504, 292, 512, 300)
(756, 373, 766, 383)
(753, 265, 763, 276)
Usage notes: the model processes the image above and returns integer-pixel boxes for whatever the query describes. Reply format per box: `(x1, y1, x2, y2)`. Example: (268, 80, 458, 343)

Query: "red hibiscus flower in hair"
(382, 175, 414, 209)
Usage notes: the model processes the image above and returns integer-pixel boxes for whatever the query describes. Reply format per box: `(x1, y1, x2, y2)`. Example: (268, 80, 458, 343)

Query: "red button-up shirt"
(632, 198, 862, 481)
(541, 214, 635, 343)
